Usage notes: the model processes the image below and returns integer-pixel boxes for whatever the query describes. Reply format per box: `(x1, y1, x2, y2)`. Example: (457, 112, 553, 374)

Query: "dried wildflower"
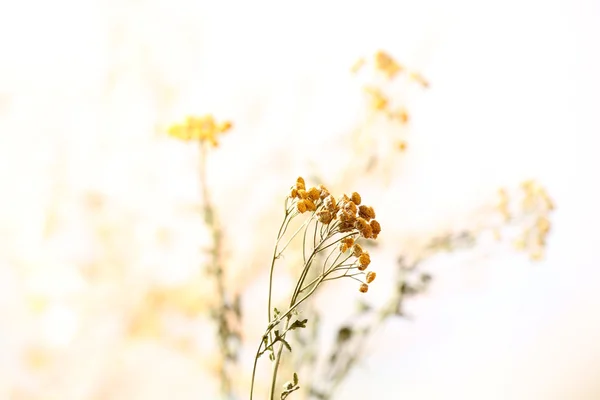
(358, 205, 376, 221)
(366, 271, 376, 284)
(342, 237, 355, 248)
(297, 189, 309, 200)
(360, 223, 374, 239)
(296, 177, 306, 191)
(352, 244, 363, 257)
(364, 87, 388, 111)
(318, 184, 331, 199)
(339, 194, 351, 205)
(304, 198, 317, 212)
(317, 210, 333, 224)
(167, 115, 232, 146)
(355, 217, 369, 232)
(344, 201, 358, 215)
(351, 192, 362, 205)
(297, 200, 308, 213)
(308, 187, 321, 202)
(324, 195, 338, 213)
(340, 243, 349, 253)
(359, 283, 369, 293)
(290, 188, 298, 198)
(339, 221, 355, 233)
(375, 50, 402, 79)
(370, 220, 381, 238)
(358, 252, 371, 270)
(337, 209, 356, 224)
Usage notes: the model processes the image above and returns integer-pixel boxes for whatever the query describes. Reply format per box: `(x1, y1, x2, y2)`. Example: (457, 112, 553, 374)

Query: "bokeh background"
(1, 0, 600, 399)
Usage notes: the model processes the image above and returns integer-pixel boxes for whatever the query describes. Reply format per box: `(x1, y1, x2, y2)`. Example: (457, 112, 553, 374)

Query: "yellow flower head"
(167, 115, 232, 146)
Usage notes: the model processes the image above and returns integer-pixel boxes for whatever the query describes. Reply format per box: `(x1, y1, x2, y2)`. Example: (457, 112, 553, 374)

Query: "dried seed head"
(289, 188, 298, 198)
(339, 194, 351, 206)
(324, 195, 338, 213)
(304, 198, 317, 212)
(351, 192, 362, 205)
(337, 209, 356, 223)
(370, 220, 381, 238)
(308, 187, 321, 202)
(352, 244, 363, 257)
(366, 271, 376, 284)
(340, 243, 349, 253)
(339, 221, 355, 233)
(342, 237, 355, 247)
(296, 177, 306, 191)
(297, 189, 309, 200)
(317, 210, 333, 224)
(318, 184, 330, 199)
(358, 205, 376, 220)
(358, 252, 371, 270)
(359, 283, 369, 293)
(297, 200, 307, 213)
(361, 224, 374, 239)
(355, 218, 369, 231)
(344, 201, 358, 215)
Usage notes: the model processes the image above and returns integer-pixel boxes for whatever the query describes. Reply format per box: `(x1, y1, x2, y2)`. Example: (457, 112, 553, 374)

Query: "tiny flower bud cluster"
(288, 177, 381, 293)
(167, 115, 232, 146)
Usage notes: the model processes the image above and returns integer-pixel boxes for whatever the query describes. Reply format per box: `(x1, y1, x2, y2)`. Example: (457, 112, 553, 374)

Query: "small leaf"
(280, 337, 292, 352)
(289, 319, 308, 330)
(293, 372, 299, 385)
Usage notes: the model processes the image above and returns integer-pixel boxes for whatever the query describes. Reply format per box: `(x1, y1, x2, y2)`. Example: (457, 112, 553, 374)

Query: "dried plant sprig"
(166, 116, 239, 399)
(250, 178, 382, 400)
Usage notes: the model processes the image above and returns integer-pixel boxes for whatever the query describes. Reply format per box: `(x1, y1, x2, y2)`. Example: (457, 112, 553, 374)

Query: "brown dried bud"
(370, 220, 381, 238)
(340, 243, 348, 253)
(297, 200, 307, 213)
(317, 210, 333, 224)
(318, 184, 330, 199)
(324, 195, 338, 213)
(360, 224, 373, 239)
(351, 192, 361, 205)
(342, 237, 355, 247)
(297, 189, 309, 200)
(352, 244, 363, 257)
(337, 209, 356, 223)
(358, 205, 376, 220)
(308, 187, 321, 202)
(304, 198, 317, 212)
(358, 252, 371, 270)
(359, 283, 369, 293)
(355, 218, 369, 231)
(290, 188, 298, 198)
(344, 201, 358, 215)
(366, 271, 376, 284)
(296, 177, 306, 191)
(339, 221, 355, 233)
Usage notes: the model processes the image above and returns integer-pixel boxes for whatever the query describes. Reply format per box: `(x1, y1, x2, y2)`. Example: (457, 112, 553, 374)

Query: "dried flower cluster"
(250, 177, 382, 400)
(352, 50, 428, 153)
(511, 180, 554, 260)
(167, 114, 232, 146)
